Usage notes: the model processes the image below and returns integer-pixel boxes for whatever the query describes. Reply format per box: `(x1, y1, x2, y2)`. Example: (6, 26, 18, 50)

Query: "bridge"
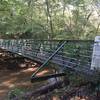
(0, 39, 99, 82)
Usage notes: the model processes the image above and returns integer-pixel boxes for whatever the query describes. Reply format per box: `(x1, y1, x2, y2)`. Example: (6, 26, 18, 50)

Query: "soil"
(0, 49, 52, 100)
(0, 65, 52, 100)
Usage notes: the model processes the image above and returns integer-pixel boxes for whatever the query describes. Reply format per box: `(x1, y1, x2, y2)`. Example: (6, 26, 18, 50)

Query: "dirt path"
(0, 66, 51, 100)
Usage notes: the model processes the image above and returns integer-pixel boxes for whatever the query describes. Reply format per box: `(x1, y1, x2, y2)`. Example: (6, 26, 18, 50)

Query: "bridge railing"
(0, 39, 97, 75)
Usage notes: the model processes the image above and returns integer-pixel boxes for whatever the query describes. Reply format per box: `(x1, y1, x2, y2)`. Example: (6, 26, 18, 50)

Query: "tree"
(0, 0, 100, 39)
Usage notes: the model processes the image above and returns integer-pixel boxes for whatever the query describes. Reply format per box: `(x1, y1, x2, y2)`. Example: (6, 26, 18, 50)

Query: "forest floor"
(0, 49, 53, 100)
(0, 64, 52, 100)
(0, 68, 32, 100)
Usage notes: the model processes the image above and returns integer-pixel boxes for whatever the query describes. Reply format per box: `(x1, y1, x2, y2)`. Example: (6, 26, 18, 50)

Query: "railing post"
(91, 36, 100, 71)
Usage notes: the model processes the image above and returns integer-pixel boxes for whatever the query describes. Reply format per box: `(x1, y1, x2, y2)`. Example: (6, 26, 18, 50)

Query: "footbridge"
(0, 39, 99, 82)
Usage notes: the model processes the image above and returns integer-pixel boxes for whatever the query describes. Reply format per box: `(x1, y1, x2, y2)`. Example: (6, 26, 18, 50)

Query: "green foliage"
(8, 88, 24, 100)
(0, 0, 100, 39)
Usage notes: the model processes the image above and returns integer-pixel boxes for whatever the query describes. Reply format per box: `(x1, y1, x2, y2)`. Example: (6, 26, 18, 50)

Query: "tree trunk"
(13, 79, 69, 100)
(45, 0, 54, 39)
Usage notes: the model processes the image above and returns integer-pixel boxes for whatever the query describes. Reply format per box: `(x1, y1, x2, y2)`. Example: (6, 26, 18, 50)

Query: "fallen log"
(31, 73, 66, 83)
(13, 78, 69, 100)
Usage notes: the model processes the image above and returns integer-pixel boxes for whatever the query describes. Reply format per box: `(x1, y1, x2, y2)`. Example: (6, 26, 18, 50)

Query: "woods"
(0, 0, 100, 39)
(0, 0, 100, 100)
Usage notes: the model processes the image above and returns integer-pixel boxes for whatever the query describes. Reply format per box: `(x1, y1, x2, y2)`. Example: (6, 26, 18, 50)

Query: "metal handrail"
(31, 41, 66, 78)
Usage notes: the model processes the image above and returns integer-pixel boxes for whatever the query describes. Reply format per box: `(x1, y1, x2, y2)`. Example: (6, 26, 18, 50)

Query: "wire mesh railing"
(0, 39, 99, 77)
